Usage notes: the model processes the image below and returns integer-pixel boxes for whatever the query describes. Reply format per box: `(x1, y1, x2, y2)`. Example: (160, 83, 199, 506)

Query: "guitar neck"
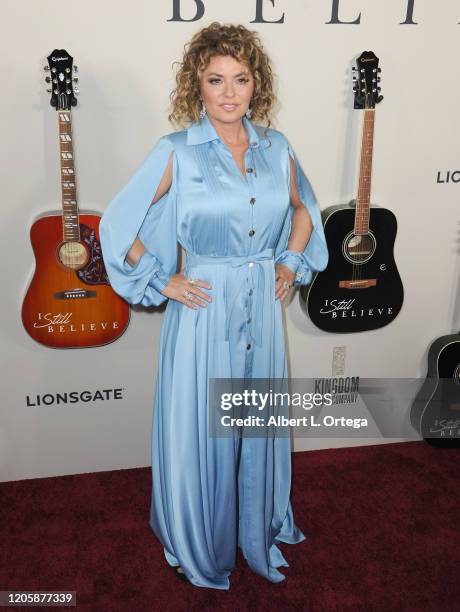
(58, 110, 80, 241)
(355, 108, 375, 235)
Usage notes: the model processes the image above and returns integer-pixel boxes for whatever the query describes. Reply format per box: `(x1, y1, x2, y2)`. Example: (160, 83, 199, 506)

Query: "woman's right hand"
(161, 273, 212, 309)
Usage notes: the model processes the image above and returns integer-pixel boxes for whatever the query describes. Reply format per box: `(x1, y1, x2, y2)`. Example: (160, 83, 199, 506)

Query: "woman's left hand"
(275, 263, 295, 301)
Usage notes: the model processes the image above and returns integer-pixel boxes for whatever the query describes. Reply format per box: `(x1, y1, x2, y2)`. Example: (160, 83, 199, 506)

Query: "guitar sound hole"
(343, 231, 376, 265)
(58, 241, 89, 270)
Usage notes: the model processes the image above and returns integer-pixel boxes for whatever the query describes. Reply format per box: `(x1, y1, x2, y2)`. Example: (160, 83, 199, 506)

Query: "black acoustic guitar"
(411, 333, 460, 448)
(302, 51, 404, 333)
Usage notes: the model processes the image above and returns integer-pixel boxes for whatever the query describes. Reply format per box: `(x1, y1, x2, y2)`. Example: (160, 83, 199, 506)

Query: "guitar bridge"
(53, 289, 97, 299)
(339, 279, 377, 289)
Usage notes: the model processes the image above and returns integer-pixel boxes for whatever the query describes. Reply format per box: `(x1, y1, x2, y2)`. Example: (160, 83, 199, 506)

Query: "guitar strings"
(59, 108, 80, 292)
(354, 77, 374, 286)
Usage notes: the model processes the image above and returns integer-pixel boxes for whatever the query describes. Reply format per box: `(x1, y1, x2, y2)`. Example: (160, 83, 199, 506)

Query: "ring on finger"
(187, 278, 198, 286)
(184, 290, 194, 300)
(282, 281, 291, 290)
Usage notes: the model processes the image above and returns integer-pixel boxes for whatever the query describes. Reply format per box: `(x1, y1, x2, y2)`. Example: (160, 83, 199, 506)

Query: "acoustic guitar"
(411, 333, 460, 448)
(21, 49, 130, 348)
(302, 51, 404, 333)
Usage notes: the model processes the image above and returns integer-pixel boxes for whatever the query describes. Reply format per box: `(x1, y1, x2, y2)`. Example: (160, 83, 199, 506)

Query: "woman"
(99, 22, 328, 590)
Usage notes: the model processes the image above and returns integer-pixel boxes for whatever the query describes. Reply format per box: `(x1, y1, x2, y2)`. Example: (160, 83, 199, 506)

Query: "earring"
(245, 106, 252, 119)
(199, 99, 207, 119)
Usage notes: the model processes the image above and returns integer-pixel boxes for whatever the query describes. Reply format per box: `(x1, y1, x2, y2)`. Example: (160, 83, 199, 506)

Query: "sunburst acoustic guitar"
(21, 49, 130, 348)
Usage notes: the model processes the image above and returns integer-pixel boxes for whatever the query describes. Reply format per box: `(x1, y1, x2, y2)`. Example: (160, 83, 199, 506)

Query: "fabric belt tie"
(186, 248, 275, 348)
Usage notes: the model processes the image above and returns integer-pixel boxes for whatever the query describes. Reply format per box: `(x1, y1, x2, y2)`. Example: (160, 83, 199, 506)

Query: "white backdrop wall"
(1, 1, 459, 481)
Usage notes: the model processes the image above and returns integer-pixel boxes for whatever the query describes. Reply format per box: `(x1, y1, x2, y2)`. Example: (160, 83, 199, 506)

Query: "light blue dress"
(99, 113, 328, 590)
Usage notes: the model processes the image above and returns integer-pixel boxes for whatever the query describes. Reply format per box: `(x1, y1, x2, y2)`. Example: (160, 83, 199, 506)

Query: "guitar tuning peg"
(73, 65, 78, 72)
(45, 76, 51, 83)
(352, 67, 357, 71)
(377, 67, 382, 72)
(44, 65, 50, 71)
(74, 88, 80, 94)
(72, 77, 79, 83)
(46, 88, 52, 93)
(377, 77, 381, 82)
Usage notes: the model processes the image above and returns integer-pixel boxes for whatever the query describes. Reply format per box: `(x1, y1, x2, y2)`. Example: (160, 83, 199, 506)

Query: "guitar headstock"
(43, 49, 79, 110)
(352, 51, 383, 109)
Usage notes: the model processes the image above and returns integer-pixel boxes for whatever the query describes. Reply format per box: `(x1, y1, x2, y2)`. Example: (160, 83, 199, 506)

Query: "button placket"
(245, 146, 257, 253)
(246, 272, 254, 354)
(244, 146, 257, 365)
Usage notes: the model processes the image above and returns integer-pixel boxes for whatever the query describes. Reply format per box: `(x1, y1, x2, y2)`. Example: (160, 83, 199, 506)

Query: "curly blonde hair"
(168, 22, 277, 133)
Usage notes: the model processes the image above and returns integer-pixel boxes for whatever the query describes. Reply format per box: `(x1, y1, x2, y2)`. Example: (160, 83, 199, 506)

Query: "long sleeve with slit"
(274, 139, 328, 285)
(100, 114, 328, 590)
(99, 135, 178, 306)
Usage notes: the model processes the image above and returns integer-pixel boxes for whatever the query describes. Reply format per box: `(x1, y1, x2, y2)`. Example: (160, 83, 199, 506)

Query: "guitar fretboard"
(355, 109, 375, 235)
(58, 111, 80, 241)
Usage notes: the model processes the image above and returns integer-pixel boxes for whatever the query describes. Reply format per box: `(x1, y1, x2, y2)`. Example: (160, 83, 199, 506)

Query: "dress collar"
(186, 112, 266, 148)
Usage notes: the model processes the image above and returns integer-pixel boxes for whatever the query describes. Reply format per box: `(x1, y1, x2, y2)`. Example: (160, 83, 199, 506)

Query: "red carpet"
(1, 441, 459, 611)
